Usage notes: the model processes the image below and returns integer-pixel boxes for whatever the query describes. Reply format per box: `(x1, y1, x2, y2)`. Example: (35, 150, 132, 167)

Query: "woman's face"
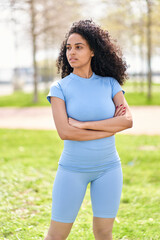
(66, 33, 94, 69)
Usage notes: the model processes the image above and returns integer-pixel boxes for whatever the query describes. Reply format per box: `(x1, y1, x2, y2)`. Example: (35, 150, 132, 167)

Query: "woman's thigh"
(90, 166, 123, 218)
(51, 166, 88, 223)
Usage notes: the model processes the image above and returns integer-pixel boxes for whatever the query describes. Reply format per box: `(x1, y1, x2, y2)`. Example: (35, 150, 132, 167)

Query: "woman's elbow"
(59, 134, 66, 140)
(126, 116, 133, 128)
(56, 129, 68, 140)
(59, 129, 71, 140)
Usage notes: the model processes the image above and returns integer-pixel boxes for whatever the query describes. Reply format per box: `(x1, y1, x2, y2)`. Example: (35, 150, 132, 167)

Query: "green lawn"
(0, 81, 160, 107)
(124, 92, 160, 106)
(0, 129, 160, 239)
(0, 91, 48, 107)
(123, 82, 160, 105)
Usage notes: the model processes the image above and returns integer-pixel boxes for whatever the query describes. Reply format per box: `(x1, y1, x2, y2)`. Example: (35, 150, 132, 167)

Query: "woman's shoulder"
(50, 74, 72, 89)
(95, 74, 117, 85)
(95, 73, 116, 81)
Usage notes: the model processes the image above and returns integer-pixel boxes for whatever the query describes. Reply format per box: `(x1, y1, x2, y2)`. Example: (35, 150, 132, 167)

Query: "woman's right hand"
(114, 104, 126, 117)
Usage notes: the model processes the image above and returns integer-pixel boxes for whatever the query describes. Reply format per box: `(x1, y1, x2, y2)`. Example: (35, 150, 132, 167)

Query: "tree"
(100, 0, 160, 99)
(146, 0, 152, 99)
(9, 0, 81, 103)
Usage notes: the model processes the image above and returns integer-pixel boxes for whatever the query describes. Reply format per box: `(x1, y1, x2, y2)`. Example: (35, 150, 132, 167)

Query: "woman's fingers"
(114, 105, 123, 116)
(115, 104, 126, 117)
(116, 108, 126, 116)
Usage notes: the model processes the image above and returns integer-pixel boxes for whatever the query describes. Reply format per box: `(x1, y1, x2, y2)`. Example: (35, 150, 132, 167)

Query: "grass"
(0, 91, 48, 107)
(0, 81, 160, 107)
(124, 92, 160, 106)
(0, 129, 160, 239)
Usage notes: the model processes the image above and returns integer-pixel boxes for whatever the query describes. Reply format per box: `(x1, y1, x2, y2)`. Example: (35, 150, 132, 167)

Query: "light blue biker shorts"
(51, 165, 123, 223)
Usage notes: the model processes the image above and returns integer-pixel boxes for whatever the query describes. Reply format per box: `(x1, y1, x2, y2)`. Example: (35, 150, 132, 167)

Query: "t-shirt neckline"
(69, 72, 95, 81)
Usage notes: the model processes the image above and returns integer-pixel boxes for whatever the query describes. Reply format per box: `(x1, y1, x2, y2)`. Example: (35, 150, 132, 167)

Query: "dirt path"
(0, 106, 160, 135)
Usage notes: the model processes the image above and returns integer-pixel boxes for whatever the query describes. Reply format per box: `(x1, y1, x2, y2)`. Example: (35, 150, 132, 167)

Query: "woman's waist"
(64, 135, 115, 151)
(62, 142, 118, 162)
(59, 148, 120, 168)
(61, 149, 119, 161)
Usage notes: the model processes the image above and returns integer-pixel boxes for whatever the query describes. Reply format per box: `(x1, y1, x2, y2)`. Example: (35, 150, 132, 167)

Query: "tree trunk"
(30, 0, 38, 103)
(140, 28, 145, 93)
(146, 0, 152, 100)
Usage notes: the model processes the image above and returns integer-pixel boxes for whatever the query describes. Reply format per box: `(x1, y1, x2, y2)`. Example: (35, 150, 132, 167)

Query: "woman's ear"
(91, 51, 94, 57)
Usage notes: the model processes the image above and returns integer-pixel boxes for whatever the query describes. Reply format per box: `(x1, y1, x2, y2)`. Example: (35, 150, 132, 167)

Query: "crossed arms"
(50, 91, 133, 141)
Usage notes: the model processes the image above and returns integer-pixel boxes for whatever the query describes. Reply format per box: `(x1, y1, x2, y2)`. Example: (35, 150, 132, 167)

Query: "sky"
(0, 23, 32, 68)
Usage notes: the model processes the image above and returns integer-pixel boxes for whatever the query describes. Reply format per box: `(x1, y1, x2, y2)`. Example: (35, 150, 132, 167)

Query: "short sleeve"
(110, 77, 125, 99)
(46, 81, 65, 104)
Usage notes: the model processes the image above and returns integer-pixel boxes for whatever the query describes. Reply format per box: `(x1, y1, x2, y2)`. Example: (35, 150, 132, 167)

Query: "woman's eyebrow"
(66, 43, 85, 46)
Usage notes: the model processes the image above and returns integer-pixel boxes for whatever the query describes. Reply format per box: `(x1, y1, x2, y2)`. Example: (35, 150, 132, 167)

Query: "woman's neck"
(73, 68, 93, 79)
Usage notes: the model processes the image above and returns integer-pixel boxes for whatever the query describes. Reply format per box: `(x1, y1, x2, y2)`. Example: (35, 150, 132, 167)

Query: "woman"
(45, 19, 133, 240)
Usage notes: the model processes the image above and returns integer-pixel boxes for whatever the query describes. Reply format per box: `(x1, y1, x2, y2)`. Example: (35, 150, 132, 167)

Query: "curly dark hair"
(56, 19, 128, 85)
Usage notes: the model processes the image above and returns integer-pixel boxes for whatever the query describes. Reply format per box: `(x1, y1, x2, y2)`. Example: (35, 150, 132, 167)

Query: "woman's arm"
(50, 97, 114, 141)
(69, 91, 133, 134)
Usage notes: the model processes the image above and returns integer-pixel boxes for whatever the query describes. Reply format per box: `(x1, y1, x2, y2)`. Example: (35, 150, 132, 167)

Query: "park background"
(0, 0, 160, 239)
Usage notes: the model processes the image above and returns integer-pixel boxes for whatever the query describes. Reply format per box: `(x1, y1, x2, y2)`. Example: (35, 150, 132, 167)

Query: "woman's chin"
(69, 63, 80, 68)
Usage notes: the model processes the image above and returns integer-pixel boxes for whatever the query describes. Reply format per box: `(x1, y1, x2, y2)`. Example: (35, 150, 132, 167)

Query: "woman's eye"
(66, 46, 82, 50)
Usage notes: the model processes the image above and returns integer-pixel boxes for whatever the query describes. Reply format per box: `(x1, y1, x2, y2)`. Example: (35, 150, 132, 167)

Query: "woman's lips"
(69, 58, 78, 62)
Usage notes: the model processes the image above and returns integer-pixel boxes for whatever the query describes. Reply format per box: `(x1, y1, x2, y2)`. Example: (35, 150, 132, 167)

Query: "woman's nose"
(70, 48, 76, 55)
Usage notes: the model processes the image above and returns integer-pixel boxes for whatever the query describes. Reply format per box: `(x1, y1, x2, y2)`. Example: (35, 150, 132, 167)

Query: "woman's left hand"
(68, 117, 84, 129)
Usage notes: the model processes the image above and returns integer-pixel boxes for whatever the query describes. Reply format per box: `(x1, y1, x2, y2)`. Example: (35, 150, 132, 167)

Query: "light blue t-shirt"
(47, 72, 125, 172)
